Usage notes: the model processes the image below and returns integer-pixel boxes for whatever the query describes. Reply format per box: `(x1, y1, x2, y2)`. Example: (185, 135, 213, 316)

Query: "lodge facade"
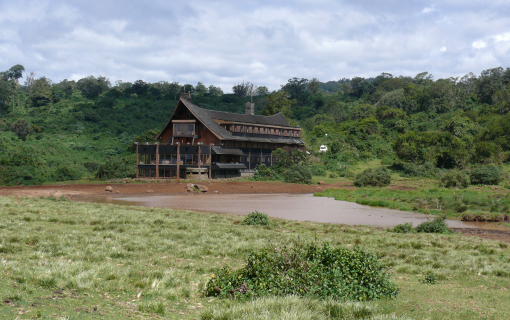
(136, 93, 305, 179)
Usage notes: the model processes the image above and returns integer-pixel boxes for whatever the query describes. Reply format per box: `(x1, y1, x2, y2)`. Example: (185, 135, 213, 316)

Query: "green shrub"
(439, 170, 469, 188)
(283, 164, 312, 184)
(415, 217, 451, 234)
(51, 164, 82, 182)
(353, 167, 391, 187)
(420, 272, 438, 284)
(329, 173, 337, 178)
(205, 242, 398, 301)
(380, 156, 394, 166)
(470, 165, 500, 185)
(336, 165, 355, 178)
(253, 164, 282, 181)
(311, 165, 326, 177)
(242, 211, 270, 226)
(96, 156, 135, 179)
(398, 161, 438, 178)
(392, 223, 415, 233)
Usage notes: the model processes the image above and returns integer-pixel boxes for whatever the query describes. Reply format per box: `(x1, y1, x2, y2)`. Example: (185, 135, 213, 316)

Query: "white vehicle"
(319, 145, 328, 153)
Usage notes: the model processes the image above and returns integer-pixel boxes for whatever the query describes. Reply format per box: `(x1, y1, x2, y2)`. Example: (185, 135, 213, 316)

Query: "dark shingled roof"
(156, 98, 305, 145)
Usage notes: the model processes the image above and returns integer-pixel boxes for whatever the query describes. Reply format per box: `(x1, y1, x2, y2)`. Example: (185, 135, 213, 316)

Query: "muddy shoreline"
(2, 181, 510, 243)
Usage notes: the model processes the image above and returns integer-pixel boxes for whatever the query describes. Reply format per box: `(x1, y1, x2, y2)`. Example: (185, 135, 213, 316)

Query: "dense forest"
(1, 64, 510, 185)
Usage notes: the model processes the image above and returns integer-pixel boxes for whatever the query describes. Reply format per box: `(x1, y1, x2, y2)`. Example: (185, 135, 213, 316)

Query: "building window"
(174, 123, 195, 136)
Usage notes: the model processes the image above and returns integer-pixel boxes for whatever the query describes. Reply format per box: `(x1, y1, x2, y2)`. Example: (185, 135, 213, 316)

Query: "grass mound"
(354, 167, 391, 187)
(205, 242, 398, 301)
(415, 217, 451, 234)
(242, 211, 270, 226)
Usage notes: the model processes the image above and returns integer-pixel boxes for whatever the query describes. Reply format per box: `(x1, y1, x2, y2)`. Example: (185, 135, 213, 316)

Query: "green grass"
(316, 187, 510, 219)
(1, 196, 510, 319)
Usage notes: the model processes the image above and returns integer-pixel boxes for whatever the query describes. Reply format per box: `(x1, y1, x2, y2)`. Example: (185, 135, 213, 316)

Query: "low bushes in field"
(253, 164, 282, 181)
(391, 218, 451, 234)
(415, 217, 451, 234)
(354, 167, 391, 187)
(242, 211, 270, 226)
(205, 242, 398, 301)
(391, 223, 415, 234)
(470, 165, 501, 185)
(439, 170, 469, 188)
(283, 164, 312, 184)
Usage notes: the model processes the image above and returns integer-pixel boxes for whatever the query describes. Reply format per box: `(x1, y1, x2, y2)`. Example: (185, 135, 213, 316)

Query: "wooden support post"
(260, 148, 263, 165)
(136, 143, 139, 178)
(248, 146, 251, 170)
(209, 143, 212, 180)
(270, 149, 273, 166)
(176, 143, 180, 182)
(156, 143, 159, 178)
(198, 145, 201, 168)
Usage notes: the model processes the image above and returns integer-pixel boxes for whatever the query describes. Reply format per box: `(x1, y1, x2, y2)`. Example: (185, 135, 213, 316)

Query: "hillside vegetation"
(1, 65, 510, 185)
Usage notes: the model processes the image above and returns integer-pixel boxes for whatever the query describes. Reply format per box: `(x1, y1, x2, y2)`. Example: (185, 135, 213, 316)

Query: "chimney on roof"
(245, 102, 255, 115)
(180, 92, 191, 101)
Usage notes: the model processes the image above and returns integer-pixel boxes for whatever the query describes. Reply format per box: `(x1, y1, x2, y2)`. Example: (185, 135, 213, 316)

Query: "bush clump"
(205, 242, 398, 301)
(283, 164, 312, 184)
(439, 169, 469, 188)
(253, 164, 282, 181)
(415, 217, 451, 234)
(391, 222, 415, 233)
(470, 165, 500, 185)
(242, 211, 270, 226)
(353, 167, 391, 187)
(310, 165, 326, 177)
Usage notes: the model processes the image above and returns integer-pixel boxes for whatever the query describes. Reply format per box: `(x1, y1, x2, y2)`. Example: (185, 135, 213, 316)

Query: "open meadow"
(1, 195, 510, 319)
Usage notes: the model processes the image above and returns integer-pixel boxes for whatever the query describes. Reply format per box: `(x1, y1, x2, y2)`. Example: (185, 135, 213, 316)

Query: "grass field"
(1, 196, 510, 319)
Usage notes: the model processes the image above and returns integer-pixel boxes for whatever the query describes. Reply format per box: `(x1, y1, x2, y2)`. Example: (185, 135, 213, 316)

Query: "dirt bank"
(452, 228, 510, 244)
(2, 180, 510, 243)
(0, 180, 352, 198)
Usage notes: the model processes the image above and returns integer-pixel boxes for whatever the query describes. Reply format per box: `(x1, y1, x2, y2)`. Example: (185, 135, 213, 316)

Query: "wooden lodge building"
(136, 93, 305, 179)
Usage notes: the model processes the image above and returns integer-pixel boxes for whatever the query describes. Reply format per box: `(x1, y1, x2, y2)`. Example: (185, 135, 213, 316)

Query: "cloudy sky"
(1, 0, 510, 92)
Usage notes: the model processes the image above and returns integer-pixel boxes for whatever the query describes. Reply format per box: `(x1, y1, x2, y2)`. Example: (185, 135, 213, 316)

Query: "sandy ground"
(1, 180, 510, 242)
(0, 180, 347, 198)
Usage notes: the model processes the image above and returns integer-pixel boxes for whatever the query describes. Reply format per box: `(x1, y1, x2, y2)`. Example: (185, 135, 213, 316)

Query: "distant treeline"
(1, 64, 510, 185)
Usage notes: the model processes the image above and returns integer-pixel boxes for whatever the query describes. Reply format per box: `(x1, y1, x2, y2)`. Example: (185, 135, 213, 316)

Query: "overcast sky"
(1, 0, 510, 92)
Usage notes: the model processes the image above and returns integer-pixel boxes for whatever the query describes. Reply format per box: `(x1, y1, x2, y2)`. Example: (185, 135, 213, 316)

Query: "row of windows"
(229, 125, 300, 137)
(223, 141, 283, 148)
(139, 153, 210, 165)
(139, 168, 185, 178)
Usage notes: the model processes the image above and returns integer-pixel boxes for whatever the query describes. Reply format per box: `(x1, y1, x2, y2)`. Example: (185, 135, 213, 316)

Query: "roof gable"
(155, 98, 304, 145)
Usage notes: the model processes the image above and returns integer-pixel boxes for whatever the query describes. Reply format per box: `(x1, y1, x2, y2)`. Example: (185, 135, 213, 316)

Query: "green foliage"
(391, 223, 415, 234)
(310, 165, 326, 177)
(242, 211, 270, 226)
(205, 242, 398, 301)
(395, 161, 438, 178)
(415, 218, 451, 234)
(10, 119, 33, 141)
(252, 164, 282, 181)
(51, 164, 82, 182)
(283, 164, 312, 184)
(470, 165, 501, 185)
(420, 272, 438, 284)
(439, 170, 469, 188)
(96, 156, 135, 179)
(353, 167, 391, 187)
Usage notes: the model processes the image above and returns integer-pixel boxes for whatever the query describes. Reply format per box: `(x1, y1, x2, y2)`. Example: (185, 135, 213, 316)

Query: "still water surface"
(87, 193, 496, 229)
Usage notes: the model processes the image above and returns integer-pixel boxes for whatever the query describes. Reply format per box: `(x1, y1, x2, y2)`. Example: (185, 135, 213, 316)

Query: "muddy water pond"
(85, 193, 496, 229)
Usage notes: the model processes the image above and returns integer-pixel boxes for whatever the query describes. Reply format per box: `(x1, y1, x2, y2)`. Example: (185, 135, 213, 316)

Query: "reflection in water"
(83, 193, 497, 229)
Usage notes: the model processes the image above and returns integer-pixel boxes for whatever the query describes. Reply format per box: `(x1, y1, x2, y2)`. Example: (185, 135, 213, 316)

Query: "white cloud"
(472, 40, 487, 49)
(1, 1, 510, 92)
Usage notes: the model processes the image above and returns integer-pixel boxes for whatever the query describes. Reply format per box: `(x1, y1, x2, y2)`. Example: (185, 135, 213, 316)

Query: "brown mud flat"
(452, 228, 510, 243)
(2, 181, 510, 243)
(0, 181, 353, 198)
